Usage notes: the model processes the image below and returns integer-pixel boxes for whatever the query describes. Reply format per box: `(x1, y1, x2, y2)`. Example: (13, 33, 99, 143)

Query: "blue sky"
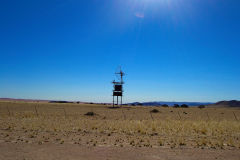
(0, 0, 240, 103)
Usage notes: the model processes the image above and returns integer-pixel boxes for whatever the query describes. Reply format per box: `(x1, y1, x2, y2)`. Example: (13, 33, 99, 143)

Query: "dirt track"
(0, 143, 240, 160)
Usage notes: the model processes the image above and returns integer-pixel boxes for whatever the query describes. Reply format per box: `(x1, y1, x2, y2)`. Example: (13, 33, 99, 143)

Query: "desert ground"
(0, 101, 240, 160)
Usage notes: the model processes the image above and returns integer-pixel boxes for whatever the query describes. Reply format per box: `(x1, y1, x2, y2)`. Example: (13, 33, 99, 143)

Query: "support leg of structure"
(121, 96, 122, 107)
(113, 95, 114, 108)
(117, 96, 118, 106)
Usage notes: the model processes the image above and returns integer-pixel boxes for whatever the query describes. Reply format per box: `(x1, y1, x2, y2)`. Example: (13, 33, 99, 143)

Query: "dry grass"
(0, 101, 240, 149)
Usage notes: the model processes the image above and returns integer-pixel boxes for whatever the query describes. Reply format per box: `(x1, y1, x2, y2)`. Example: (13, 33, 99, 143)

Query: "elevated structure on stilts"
(112, 68, 125, 107)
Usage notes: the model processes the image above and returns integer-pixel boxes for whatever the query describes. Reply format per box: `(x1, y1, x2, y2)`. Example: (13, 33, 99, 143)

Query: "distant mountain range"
(1, 98, 240, 107)
(127, 101, 213, 107)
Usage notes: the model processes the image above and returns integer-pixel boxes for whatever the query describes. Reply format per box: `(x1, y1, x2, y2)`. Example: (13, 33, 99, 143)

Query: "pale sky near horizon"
(1, 0, 240, 103)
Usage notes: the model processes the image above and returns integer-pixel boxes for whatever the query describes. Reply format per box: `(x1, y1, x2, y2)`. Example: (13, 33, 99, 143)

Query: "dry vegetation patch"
(0, 101, 240, 149)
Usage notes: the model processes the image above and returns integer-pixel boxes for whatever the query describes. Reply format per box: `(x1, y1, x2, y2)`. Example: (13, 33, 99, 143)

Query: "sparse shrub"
(108, 106, 120, 109)
(162, 104, 168, 107)
(173, 104, 180, 108)
(150, 109, 159, 113)
(181, 104, 189, 108)
(198, 105, 205, 109)
(49, 101, 72, 104)
(178, 138, 186, 146)
(84, 112, 95, 116)
(158, 138, 164, 146)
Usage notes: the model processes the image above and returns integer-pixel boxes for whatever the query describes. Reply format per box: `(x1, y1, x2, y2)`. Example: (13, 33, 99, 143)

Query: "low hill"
(213, 100, 240, 107)
(128, 101, 213, 107)
(0, 98, 49, 102)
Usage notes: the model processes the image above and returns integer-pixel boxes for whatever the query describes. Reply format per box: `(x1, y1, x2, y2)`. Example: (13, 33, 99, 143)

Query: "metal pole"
(113, 94, 114, 108)
(178, 111, 181, 120)
(206, 111, 210, 121)
(233, 112, 238, 121)
(35, 105, 39, 117)
(121, 96, 122, 106)
(63, 107, 67, 118)
(7, 106, 11, 117)
(117, 96, 118, 106)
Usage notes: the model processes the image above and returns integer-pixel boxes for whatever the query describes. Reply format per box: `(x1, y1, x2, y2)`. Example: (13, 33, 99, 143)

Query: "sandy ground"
(1, 102, 240, 160)
(0, 142, 240, 160)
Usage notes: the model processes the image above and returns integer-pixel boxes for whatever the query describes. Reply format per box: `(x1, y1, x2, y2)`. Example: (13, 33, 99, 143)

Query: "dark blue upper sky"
(1, 0, 240, 103)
